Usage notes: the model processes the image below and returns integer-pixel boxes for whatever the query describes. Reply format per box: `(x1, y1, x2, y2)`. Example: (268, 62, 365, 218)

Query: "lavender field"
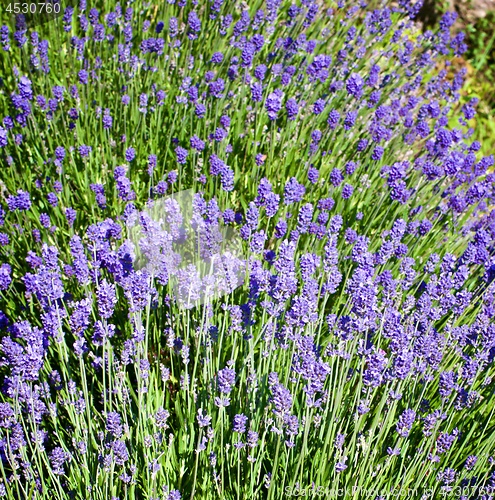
(0, 0, 494, 498)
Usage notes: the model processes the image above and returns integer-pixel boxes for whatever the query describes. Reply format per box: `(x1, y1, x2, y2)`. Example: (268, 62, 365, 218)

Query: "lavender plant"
(0, 0, 495, 498)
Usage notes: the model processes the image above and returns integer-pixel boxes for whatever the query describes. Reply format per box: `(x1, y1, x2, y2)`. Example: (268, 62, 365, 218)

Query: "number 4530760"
(6, 3, 61, 14)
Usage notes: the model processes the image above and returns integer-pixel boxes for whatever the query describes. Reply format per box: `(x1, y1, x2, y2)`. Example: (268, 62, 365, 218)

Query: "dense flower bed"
(0, 0, 495, 498)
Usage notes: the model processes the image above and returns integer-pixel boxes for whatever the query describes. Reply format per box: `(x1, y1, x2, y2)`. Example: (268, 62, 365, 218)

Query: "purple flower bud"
(65, 207, 76, 226)
(79, 145, 92, 157)
(97, 280, 117, 319)
(327, 109, 340, 129)
(106, 412, 123, 438)
(50, 447, 71, 475)
(396, 409, 416, 437)
(197, 408, 211, 428)
(232, 414, 248, 433)
(265, 92, 282, 121)
(39, 213, 51, 228)
(125, 147, 136, 162)
(0, 264, 12, 291)
(174, 146, 188, 165)
(284, 177, 305, 205)
(342, 184, 354, 199)
(187, 11, 201, 39)
(346, 72, 364, 98)
(217, 367, 236, 394)
(344, 111, 357, 130)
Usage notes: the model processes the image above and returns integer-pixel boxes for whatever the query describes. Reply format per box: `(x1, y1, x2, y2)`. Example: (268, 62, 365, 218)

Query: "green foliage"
(462, 10, 495, 157)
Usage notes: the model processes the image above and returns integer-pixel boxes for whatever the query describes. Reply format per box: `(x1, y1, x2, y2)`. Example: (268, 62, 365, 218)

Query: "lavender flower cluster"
(126, 190, 246, 309)
(0, 0, 494, 498)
